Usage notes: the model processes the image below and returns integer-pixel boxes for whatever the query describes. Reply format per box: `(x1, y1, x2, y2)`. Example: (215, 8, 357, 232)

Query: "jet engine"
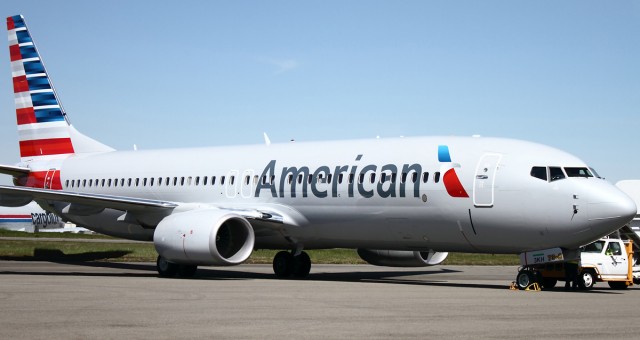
(154, 209, 255, 266)
(357, 249, 448, 267)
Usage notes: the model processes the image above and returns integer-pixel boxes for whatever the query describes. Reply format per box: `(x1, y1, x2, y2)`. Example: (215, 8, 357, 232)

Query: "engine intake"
(154, 209, 255, 266)
(357, 249, 448, 267)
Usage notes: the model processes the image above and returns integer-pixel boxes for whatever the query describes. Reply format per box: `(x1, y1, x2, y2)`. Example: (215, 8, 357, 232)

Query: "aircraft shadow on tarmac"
(0, 259, 625, 293)
(0, 248, 133, 262)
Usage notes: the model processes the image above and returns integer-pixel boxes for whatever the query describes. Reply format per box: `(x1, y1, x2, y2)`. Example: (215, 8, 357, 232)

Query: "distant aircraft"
(0, 15, 636, 282)
(0, 201, 64, 232)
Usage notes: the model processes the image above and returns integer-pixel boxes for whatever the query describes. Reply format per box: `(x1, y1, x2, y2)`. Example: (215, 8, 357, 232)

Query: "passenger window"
(359, 173, 364, 184)
(221, 176, 226, 185)
(143, 178, 147, 186)
(149, 178, 154, 186)
(298, 174, 303, 184)
(135, 178, 139, 187)
(401, 173, 407, 183)
(411, 172, 417, 183)
(434, 172, 440, 183)
(391, 173, 397, 183)
(370, 173, 375, 184)
(530, 167, 547, 181)
(195, 176, 200, 185)
(327, 174, 332, 184)
(203, 177, 208, 185)
(549, 167, 565, 181)
(338, 174, 343, 184)
(65, 180, 69, 187)
(422, 172, 429, 183)
(245, 176, 250, 185)
(380, 173, 387, 183)
(348, 174, 354, 184)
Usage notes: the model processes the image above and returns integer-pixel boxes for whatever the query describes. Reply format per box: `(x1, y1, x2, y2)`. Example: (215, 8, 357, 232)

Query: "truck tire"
(516, 270, 535, 290)
(578, 271, 595, 290)
(608, 281, 628, 290)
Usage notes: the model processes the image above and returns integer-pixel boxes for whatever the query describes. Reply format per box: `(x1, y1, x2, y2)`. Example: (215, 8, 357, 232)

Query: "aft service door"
(473, 154, 502, 207)
(44, 168, 56, 189)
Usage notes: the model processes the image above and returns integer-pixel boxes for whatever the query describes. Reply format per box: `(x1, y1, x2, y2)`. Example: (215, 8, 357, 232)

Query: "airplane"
(1, 14, 636, 282)
(0, 201, 65, 232)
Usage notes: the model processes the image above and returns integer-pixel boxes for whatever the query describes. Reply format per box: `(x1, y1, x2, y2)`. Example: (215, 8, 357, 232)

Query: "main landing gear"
(156, 255, 198, 278)
(272, 251, 311, 278)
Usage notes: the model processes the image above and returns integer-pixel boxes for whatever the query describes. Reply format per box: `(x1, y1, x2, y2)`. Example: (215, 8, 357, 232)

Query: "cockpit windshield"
(564, 167, 593, 178)
(530, 166, 603, 182)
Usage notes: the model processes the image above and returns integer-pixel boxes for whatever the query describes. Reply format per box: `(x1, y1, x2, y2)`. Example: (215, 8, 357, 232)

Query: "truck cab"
(579, 238, 633, 289)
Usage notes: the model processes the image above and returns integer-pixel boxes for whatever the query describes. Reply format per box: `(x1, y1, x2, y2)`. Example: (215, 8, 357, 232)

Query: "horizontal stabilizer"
(0, 164, 30, 177)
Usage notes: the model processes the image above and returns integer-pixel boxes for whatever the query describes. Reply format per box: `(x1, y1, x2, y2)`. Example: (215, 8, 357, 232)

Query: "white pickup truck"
(517, 238, 636, 290)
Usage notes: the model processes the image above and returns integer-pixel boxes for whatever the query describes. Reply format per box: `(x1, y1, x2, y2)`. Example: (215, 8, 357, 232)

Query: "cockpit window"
(549, 167, 565, 181)
(530, 167, 547, 181)
(589, 167, 601, 179)
(564, 167, 593, 178)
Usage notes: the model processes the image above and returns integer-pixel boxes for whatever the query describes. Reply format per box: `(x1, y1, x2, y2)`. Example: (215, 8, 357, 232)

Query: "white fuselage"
(40, 136, 635, 253)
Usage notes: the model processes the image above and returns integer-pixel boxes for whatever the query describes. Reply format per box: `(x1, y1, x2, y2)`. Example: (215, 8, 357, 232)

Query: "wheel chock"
(525, 282, 541, 291)
(509, 282, 518, 290)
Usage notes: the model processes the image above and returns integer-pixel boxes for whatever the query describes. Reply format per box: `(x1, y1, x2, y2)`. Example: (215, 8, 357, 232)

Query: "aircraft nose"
(588, 186, 637, 234)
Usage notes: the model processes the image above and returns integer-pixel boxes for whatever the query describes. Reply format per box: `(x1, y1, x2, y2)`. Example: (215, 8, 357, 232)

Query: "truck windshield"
(583, 241, 605, 253)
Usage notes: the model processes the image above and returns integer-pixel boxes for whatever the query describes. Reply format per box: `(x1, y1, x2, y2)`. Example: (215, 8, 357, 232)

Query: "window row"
(65, 171, 442, 189)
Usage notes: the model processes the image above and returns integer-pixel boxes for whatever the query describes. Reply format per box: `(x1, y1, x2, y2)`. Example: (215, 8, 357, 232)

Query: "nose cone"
(588, 184, 637, 235)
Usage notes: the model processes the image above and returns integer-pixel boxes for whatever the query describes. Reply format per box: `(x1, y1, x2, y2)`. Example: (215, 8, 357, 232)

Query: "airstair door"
(473, 154, 502, 207)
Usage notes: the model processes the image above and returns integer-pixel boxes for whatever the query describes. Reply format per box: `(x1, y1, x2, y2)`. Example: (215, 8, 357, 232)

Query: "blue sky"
(1, 1, 639, 184)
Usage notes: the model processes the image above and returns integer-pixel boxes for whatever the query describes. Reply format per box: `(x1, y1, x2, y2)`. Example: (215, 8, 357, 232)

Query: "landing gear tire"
(273, 251, 294, 278)
(157, 255, 178, 278)
(516, 270, 536, 290)
(292, 252, 311, 278)
(608, 281, 628, 290)
(177, 264, 198, 278)
(578, 271, 595, 290)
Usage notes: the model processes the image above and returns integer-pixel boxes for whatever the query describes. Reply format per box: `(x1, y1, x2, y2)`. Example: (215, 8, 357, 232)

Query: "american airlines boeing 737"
(1, 15, 636, 284)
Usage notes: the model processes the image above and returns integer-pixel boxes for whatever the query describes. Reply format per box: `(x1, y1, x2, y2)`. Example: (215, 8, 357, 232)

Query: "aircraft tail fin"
(7, 15, 113, 163)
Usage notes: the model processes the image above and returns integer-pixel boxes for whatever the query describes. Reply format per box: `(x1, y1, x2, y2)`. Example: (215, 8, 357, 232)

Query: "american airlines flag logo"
(7, 15, 74, 160)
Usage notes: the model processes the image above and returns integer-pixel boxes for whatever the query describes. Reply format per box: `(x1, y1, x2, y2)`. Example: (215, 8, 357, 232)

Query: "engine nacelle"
(154, 209, 255, 266)
(357, 249, 448, 267)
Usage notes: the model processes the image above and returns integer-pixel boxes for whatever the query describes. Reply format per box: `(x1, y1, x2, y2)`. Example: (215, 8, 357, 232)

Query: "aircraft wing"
(0, 185, 289, 228)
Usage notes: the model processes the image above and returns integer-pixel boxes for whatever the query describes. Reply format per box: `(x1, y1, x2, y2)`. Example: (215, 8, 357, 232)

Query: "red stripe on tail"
(9, 44, 21, 62)
(19, 138, 74, 157)
(7, 17, 15, 30)
(12, 75, 29, 93)
(16, 107, 37, 124)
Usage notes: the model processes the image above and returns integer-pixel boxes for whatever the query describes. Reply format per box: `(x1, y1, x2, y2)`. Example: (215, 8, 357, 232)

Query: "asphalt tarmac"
(1, 261, 639, 339)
